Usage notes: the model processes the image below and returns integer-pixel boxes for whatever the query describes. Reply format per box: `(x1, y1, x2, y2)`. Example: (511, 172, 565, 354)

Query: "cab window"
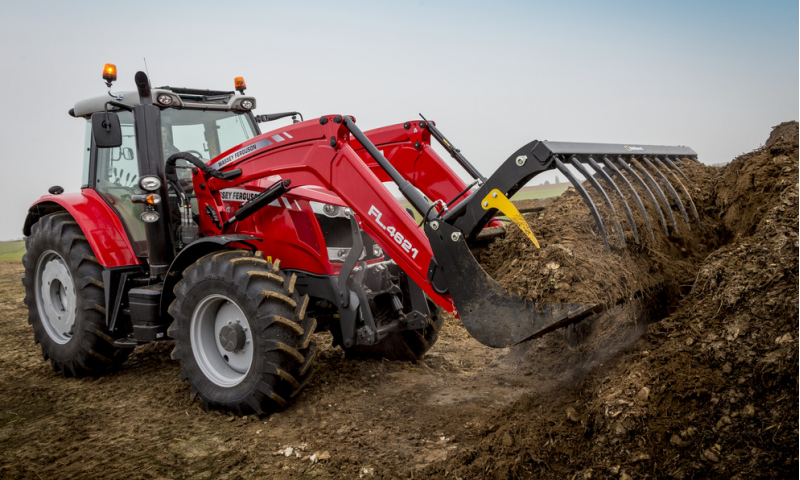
(94, 111, 147, 257)
(81, 120, 92, 188)
(160, 109, 257, 163)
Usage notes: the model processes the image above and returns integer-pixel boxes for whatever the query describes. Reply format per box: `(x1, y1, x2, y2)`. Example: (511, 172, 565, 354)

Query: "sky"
(0, 0, 797, 241)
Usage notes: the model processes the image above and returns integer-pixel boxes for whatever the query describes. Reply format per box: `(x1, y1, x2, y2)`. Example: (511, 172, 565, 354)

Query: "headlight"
(372, 244, 383, 257)
(157, 94, 174, 106)
(140, 176, 162, 191)
(140, 211, 160, 223)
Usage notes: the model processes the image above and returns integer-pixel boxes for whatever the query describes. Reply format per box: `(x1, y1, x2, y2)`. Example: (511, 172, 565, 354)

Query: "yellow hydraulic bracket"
(481, 189, 540, 249)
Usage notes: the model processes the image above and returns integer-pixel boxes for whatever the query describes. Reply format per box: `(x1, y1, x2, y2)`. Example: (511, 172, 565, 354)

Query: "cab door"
(91, 110, 148, 257)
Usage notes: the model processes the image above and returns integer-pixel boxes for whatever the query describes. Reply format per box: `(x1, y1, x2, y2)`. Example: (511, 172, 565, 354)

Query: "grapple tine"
(586, 156, 639, 244)
(654, 157, 703, 231)
(662, 156, 689, 181)
(554, 157, 610, 250)
(569, 156, 626, 248)
(613, 156, 670, 236)
(642, 156, 691, 230)
(629, 158, 679, 234)
(600, 156, 654, 241)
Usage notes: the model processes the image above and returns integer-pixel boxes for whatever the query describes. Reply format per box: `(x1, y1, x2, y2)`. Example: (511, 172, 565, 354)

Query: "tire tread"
(169, 249, 316, 415)
(23, 212, 130, 377)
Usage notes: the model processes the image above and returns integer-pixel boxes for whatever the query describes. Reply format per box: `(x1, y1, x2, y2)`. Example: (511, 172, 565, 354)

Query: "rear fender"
(24, 190, 140, 267)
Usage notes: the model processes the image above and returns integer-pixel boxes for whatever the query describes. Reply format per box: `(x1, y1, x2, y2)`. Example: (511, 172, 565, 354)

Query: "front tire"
(22, 212, 130, 377)
(168, 250, 316, 415)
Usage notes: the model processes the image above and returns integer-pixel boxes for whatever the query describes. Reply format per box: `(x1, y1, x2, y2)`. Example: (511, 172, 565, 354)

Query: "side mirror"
(91, 112, 122, 148)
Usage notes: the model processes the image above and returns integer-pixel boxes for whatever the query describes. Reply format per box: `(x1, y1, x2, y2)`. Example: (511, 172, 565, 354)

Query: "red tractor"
(23, 66, 700, 414)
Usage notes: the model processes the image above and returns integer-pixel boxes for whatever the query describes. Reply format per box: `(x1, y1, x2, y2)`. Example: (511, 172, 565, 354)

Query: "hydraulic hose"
(164, 152, 243, 204)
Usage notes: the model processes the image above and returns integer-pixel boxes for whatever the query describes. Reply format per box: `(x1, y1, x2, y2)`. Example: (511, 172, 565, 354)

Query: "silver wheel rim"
(190, 294, 253, 387)
(34, 250, 77, 345)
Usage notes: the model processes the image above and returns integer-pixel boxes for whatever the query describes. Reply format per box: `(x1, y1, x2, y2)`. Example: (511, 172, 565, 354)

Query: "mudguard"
(24, 190, 141, 267)
(159, 235, 262, 321)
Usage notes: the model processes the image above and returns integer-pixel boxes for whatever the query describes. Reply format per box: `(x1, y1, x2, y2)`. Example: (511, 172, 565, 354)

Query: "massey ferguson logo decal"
(214, 140, 268, 169)
(211, 132, 295, 170)
(624, 145, 644, 152)
(220, 189, 260, 202)
(220, 188, 300, 211)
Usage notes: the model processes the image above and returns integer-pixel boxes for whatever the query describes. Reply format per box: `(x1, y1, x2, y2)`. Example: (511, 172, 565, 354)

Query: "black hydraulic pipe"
(569, 156, 626, 248)
(165, 152, 243, 212)
(614, 156, 670, 236)
(554, 158, 610, 250)
(587, 156, 639, 244)
(344, 117, 435, 220)
(601, 156, 655, 241)
(419, 114, 486, 182)
(223, 179, 291, 228)
(165, 152, 242, 182)
(629, 158, 679, 234)
(446, 179, 481, 208)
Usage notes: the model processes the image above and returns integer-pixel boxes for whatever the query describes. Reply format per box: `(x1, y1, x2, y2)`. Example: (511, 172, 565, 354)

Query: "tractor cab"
(70, 66, 260, 264)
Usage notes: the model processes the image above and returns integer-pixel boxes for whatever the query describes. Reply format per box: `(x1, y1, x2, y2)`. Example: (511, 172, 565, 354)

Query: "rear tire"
(344, 300, 443, 362)
(22, 212, 130, 377)
(168, 250, 316, 415)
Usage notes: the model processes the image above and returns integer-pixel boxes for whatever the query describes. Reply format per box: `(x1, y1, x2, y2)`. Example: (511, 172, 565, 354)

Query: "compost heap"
(430, 121, 799, 479)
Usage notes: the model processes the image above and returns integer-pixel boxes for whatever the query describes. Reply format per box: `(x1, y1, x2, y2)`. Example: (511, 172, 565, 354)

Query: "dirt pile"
(428, 122, 799, 479)
(481, 154, 719, 310)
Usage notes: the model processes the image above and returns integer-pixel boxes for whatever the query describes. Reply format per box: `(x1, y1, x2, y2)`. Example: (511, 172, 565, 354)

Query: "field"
(0, 124, 797, 479)
(511, 182, 569, 200)
(0, 240, 24, 262)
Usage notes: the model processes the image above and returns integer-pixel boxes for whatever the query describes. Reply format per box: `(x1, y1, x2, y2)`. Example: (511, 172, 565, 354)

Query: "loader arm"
(353, 122, 476, 209)
(190, 115, 604, 348)
(195, 116, 454, 313)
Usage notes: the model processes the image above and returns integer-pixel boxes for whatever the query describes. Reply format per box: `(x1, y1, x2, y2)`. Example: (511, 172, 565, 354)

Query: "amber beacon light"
(234, 76, 246, 94)
(103, 64, 117, 86)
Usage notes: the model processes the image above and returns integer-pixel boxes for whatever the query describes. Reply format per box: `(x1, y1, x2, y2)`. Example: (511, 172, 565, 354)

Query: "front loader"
(22, 66, 700, 414)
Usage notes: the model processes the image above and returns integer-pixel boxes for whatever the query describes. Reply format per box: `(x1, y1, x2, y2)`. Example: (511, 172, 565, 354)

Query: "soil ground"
(0, 123, 797, 479)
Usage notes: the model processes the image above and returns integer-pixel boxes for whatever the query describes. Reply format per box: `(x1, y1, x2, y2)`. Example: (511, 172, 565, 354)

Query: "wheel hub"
(35, 251, 77, 345)
(190, 295, 253, 387)
(219, 323, 247, 352)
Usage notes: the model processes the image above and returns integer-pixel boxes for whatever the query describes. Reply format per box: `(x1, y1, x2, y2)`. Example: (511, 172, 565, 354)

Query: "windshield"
(160, 109, 257, 163)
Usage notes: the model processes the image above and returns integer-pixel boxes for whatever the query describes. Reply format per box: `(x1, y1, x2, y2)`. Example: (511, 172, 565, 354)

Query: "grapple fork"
(422, 139, 701, 345)
(349, 120, 702, 347)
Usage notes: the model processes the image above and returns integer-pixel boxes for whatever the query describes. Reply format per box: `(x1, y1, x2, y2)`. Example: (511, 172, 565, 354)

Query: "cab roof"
(70, 86, 256, 118)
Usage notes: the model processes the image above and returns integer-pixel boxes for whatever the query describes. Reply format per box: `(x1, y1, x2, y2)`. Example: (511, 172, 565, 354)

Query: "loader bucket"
(426, 219, 602, 347)
(427, 139, 700, 347)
